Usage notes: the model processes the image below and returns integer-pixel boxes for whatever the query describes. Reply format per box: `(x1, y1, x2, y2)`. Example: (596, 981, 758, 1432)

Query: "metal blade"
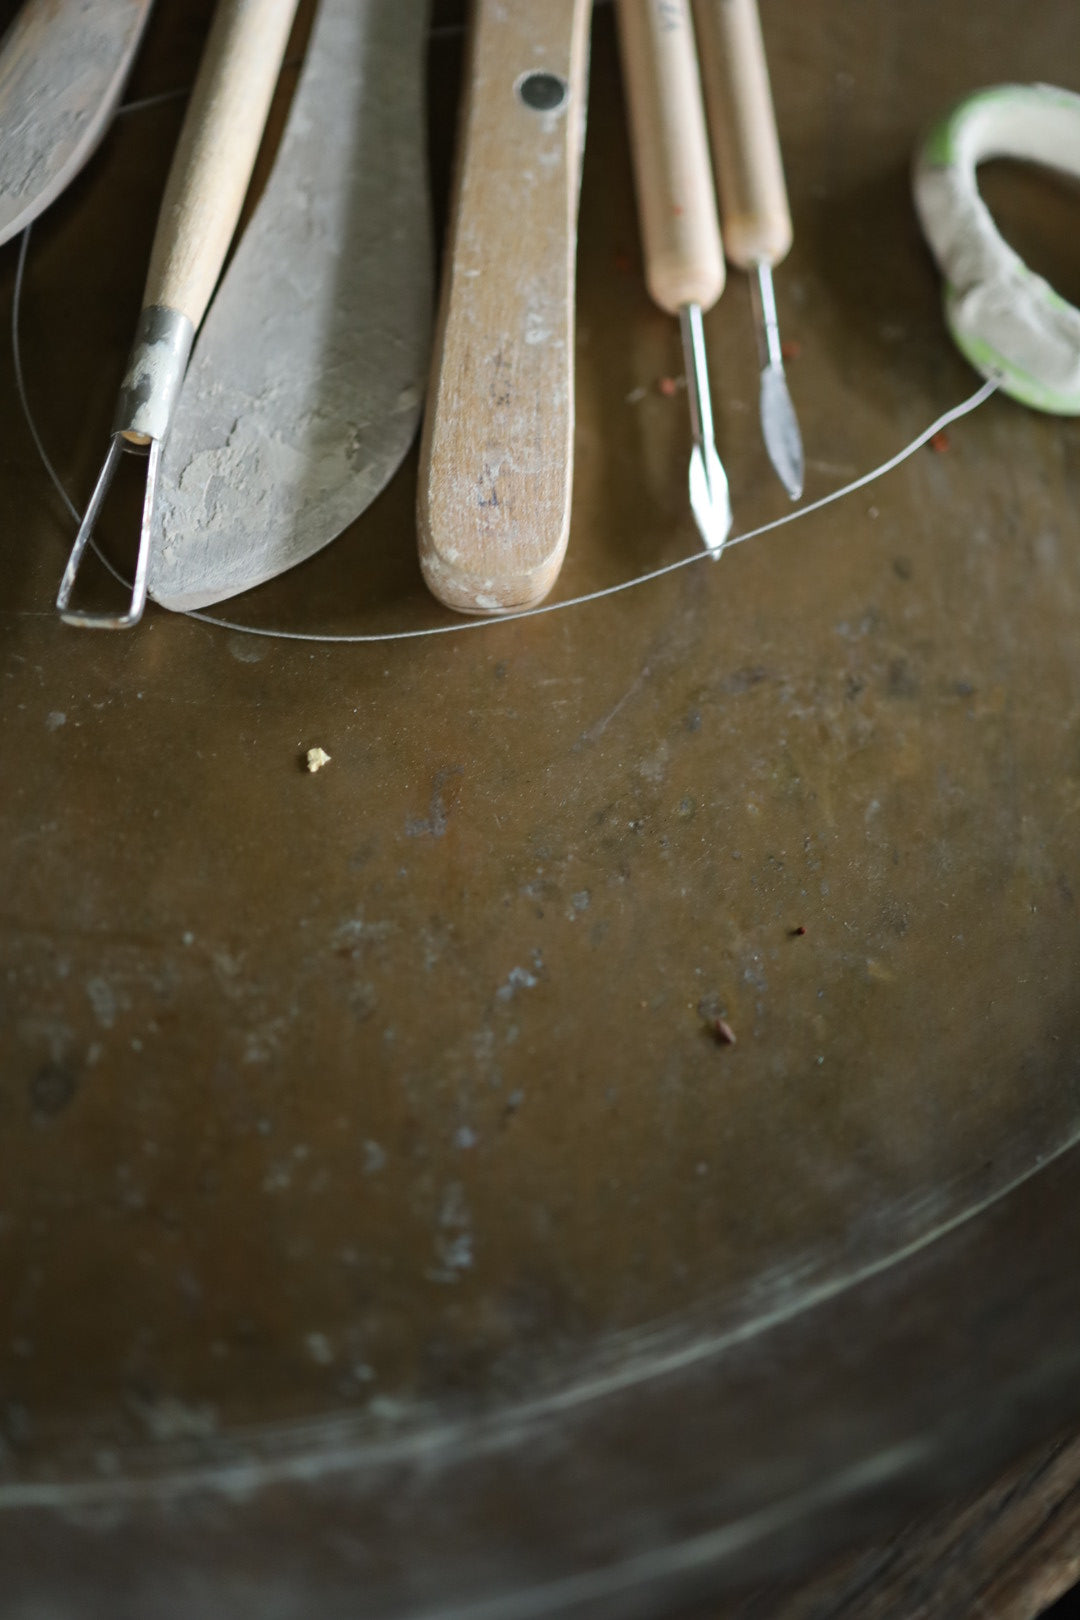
(680, 303, 733, 559)
(689, 439, 732, 559)
(149, 0, 432, 612)
(750, 264, 804, 502)
(0, 0, 153, 246)
(759, 361, 804, 501)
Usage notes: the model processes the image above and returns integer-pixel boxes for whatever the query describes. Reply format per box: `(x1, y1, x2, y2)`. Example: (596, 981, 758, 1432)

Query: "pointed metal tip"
(689, 441, 733, 560)
(750, 265, 805, 501)
(778, 456, 804, 503)
(677, 304, 733, 559)
(760, 362, 804, 503)
(56, 434, 160, 629)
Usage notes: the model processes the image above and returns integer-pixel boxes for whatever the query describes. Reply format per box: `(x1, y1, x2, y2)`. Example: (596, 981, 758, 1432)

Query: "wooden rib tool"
(693, 0, 804, 499)
(616, 0, 732, 557)
(56, 0, 300, 628)
(417, 0, 592, 615)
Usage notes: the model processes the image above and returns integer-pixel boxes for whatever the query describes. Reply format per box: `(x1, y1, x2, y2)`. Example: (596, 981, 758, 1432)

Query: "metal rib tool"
(150, 0, 432, 613)
(0, 0, 154, 249)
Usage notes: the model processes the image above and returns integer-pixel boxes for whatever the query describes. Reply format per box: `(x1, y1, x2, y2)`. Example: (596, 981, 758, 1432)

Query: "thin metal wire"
(55, 435, 159, 629)
(55, 434, 126, 614)
(13, 225, 133, 601)
(116, 86, 191, 116)
(11, 141, 1000, 646)
(114, 53, 308, 118)
(184, 378, 1000, 644)
(13, 225, 78, 528)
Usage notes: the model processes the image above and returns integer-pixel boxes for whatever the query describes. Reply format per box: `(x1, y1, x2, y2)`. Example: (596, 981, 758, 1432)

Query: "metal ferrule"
(679, 303, 715, 455)
(113, 305, 195, 442)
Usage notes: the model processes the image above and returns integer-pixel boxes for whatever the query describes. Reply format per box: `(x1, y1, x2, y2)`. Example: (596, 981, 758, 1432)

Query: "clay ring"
(913, 83, 1080, 414)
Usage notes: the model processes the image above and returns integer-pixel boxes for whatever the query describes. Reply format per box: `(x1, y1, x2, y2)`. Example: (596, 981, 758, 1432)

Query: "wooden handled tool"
(616, 0, 725, 315)
(616, 0, 732, 555)
(693, 0, 804, 499)
(691, 0, 791, 268)
(417, 0, 592, 616)
(57, 0, 300, 629)
(140, 0, 299, 332)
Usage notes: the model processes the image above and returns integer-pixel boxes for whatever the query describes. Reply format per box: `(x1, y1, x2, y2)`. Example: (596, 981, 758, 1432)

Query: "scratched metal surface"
(1, 2, 1079, 1616)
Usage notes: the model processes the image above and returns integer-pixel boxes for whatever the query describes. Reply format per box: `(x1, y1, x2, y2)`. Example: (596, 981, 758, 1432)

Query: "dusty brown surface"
(0, 2, 1079, 1616)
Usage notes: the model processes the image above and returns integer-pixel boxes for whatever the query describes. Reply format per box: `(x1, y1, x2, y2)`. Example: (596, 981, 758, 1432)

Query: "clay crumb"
(305, 746, 331, 773)
(790, 925, 807, 937)
(929, 429, 951, 453)
(712, 1017, 737, 1046)
(657, 375, 680, 397)
(781, 338, 802, 361)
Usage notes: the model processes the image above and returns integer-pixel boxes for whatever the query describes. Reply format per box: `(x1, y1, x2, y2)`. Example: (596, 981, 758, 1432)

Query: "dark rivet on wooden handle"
(517, 71, 569, 113)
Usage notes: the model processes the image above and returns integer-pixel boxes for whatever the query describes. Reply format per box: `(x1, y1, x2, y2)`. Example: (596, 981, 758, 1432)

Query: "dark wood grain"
(718, 1428, 1080, 1620)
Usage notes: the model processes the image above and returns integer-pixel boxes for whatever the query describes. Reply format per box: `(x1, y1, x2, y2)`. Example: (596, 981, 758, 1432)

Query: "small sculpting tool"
(616, 0, 732, 558)
(56, 0, 300, 628)
(694, 0, 804, 500)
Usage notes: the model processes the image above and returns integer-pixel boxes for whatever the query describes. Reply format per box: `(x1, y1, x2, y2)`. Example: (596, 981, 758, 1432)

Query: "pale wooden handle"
(417, 0, 592, 615)
(692, 0, 792, 267)
(142, 0, 300, 326)
(615, 0, 725, 315)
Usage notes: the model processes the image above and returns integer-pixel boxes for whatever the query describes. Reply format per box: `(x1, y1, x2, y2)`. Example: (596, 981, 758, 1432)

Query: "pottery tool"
(914, 83, 1080, 415)
(14, 222, 996, 645)
(56, 0, 300, 629)
(149, 0, 432, 612)
(0, 0, 153, 247)
(417, 0, 592, 615)
(616, 0, 731, 558)
(693, 0, 804, 499)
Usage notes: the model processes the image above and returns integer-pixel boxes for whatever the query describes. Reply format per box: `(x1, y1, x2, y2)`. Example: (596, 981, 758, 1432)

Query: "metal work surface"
(1, 2, 1079, 1614)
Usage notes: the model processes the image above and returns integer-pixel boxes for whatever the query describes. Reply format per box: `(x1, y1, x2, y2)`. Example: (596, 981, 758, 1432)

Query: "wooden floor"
(720, 1425, 1080, 1620)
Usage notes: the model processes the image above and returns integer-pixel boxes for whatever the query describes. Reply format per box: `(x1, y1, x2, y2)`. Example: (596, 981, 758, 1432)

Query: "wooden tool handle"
(692, 0, 792, 268)
(615, 0, 725, 315)
(142, 0, 300, 327)
(417, 0, 592, 615)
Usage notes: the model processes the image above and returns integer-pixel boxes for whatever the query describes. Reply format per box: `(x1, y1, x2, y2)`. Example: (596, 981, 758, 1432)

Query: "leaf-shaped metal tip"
(760, 362, 804, 502)
(689, 440, 733, 559)
(680, 303, 733, 560)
